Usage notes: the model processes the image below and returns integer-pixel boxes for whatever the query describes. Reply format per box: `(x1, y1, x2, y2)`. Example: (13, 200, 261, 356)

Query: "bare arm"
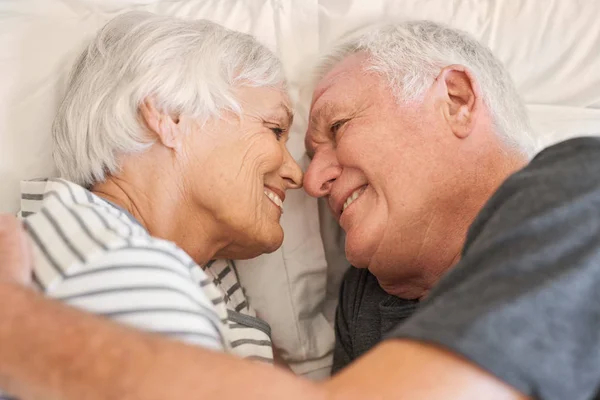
(0, 215, 31, 286)
(0, 284, 526, 400)
(326, 340, 527, 400)
(0, 281, 323, 400)
(0, 216, 321, 400)
(0, 215, 527, 400)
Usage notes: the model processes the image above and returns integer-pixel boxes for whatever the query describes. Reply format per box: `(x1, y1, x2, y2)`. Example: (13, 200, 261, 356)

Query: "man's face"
(304, 53, 464, 286)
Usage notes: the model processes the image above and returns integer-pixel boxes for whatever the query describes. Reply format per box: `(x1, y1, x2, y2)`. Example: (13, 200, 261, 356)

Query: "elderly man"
(302, 21, 534, 373)
(1, 20, 600, 400)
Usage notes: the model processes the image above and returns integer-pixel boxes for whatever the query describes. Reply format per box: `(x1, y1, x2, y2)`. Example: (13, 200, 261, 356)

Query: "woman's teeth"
(264, 189, 284, 211)
(342, 187, 365, 213)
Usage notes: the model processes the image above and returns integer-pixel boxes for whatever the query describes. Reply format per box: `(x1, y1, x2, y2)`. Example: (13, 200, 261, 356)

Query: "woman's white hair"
(316, 21, 536, 157)
(53, 11, 285, 187)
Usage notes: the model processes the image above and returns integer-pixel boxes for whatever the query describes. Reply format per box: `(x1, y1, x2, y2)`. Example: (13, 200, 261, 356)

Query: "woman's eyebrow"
(263, 103, 294, 125)
(280, 102, 294, 124)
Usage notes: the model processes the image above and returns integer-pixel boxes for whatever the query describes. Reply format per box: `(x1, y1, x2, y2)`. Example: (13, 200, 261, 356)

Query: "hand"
(0, 215, 32, 286)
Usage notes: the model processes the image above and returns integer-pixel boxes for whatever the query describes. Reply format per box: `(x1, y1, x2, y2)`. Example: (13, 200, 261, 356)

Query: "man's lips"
(330, 184, 368, 218)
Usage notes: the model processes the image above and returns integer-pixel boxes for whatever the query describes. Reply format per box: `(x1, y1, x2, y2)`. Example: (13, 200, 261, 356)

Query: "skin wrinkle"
(232, 111, 291, 241)
(376, 211, 439, 299)
(414, 213, 435, 267)
(175, 126, 229, 264)
(239, 140, 267, 243)
(92, 177, 149, 227)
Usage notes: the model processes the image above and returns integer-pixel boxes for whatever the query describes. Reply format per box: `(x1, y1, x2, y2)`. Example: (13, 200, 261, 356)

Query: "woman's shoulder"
(21, 178, 201, 286)
(21, 178, 230, 350)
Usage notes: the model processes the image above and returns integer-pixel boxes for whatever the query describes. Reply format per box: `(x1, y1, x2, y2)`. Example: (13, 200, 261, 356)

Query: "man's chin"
(344, 243, 370, 269)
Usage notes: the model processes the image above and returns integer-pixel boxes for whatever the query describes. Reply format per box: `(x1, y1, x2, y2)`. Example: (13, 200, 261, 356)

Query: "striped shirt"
(14, 179, 273, 374)
(202, 259, 274, 362)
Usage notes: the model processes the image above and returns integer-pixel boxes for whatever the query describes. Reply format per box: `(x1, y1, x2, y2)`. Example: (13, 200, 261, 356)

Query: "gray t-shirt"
(391, 137, 600, 400)
(332, 267, 418, 374)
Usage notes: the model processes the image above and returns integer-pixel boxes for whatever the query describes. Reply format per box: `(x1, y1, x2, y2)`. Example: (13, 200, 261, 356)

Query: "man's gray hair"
(53, 11, 285, 187)
(316, 21, 536, 156)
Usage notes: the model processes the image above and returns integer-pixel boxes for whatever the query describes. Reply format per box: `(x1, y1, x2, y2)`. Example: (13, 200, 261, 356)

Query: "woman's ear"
(139, 97, 183, 151)
(433, 64, 482, 139)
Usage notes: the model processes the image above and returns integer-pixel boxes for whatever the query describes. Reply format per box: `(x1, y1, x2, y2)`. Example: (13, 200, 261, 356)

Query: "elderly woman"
(19, 10, 302, 364)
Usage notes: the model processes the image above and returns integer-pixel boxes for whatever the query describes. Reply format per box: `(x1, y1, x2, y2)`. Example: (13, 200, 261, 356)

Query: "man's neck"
(378, 149, 528, 300)
(376, 250, 461, 300)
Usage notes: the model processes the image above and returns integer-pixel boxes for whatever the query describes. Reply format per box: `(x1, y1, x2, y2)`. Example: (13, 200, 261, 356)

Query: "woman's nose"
(281, 147, 303, 190)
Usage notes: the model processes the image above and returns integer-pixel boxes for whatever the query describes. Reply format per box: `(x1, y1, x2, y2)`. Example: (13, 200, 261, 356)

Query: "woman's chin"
(219, 227, 284, 260)
(261, 238, 283, 255)
(257, 228, 284, 255)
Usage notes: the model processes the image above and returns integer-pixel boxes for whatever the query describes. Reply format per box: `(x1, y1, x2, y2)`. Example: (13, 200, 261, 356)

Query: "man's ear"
(139, 97, 183, 151)
(434, 65, 482, 139)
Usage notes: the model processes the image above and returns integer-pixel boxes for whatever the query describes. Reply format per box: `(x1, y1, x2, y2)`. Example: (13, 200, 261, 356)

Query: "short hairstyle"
(53, 11, 285, 187)
(315, 21, 536, 157)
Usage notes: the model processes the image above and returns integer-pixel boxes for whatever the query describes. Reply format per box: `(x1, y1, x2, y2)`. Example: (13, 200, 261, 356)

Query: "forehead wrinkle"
(309, 101, 336, 128)
(309, 64, 351, 126)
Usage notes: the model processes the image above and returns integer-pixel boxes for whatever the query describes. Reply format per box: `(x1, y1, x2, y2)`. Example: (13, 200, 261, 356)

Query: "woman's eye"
(270, 127, 285, 140)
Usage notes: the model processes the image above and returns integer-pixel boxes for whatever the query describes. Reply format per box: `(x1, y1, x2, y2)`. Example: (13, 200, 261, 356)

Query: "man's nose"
(303, 149, 341, 198)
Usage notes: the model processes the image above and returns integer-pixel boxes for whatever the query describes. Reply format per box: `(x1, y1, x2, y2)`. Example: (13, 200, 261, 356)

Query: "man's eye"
(330, 120, 347, 136)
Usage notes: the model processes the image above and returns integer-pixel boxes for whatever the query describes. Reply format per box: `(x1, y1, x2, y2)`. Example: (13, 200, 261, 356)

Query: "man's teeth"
(342, 187, 364, 212)
(264, 189, 284, 210)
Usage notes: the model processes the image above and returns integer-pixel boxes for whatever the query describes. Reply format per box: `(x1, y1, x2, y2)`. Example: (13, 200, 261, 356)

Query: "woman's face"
(180, 86, 302, 259)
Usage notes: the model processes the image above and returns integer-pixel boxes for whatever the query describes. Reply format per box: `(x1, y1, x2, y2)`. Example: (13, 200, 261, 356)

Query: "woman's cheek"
(258, 140, 285, 172)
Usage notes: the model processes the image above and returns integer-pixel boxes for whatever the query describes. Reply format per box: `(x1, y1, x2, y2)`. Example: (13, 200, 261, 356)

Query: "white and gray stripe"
(20, 179, 228, 353)
(20, 179, 273, 361)
(2, 178, 279, 400)
(203, 259, 274, 360)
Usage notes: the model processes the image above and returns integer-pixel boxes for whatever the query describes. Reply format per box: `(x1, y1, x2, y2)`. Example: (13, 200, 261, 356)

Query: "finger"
(0, 215, 22, 253)
(0, 215, 26, 257)
(0, 214, 21, 235)
(0, 215, 32, 285)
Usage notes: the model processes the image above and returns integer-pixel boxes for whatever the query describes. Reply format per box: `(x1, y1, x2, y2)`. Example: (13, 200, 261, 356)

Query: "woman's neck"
(92, 175, 228, 266)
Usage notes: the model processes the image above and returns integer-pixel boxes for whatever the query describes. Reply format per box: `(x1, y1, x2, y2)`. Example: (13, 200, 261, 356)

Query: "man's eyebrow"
(309, 102, 336, 128)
